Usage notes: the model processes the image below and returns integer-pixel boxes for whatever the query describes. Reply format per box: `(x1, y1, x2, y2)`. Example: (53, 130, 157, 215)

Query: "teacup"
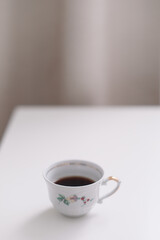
(43, 159, 121, 217)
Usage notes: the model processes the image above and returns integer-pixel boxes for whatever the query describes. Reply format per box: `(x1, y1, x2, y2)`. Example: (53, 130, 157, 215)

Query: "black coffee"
(55, 176, 94, 187)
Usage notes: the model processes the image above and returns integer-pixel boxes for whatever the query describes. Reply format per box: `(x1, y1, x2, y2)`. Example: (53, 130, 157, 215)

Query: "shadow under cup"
(43, 160, 104, 217)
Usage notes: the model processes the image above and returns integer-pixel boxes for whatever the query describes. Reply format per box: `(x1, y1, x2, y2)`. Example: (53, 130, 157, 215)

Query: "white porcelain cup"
(43, 160, 121, 217)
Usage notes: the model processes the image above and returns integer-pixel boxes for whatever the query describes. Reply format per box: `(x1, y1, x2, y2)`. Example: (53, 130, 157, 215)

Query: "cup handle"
(98, 176, 121, 204)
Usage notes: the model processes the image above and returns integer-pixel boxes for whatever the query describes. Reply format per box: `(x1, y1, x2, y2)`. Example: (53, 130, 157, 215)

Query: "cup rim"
(43, 159, 104, 189)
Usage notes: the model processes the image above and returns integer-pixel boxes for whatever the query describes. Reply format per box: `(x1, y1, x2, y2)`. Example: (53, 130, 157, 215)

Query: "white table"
(0, 106, 160, 240)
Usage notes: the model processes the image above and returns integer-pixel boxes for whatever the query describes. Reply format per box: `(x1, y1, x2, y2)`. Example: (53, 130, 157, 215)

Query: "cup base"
(60, 212, 89, 218)
(53, 204, 91, 218)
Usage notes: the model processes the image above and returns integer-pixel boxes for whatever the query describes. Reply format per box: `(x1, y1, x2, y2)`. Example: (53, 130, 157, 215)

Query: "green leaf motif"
(57, 197, 63, 202)
(57, 194, 65, 202)
(63, 199, 70, 205)
(59, 194, 65, 199)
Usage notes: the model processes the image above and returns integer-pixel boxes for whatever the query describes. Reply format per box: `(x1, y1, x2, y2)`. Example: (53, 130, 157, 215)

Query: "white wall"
(0, 0, 159, 137)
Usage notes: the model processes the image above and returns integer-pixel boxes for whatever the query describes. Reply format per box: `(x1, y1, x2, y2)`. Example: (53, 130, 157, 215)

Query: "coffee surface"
(55, 176, 94, 186)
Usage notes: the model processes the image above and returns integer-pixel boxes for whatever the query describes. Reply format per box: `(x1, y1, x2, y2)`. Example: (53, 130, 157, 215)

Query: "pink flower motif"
(69, 195, 78, 202)
(57, 193, 93, 206)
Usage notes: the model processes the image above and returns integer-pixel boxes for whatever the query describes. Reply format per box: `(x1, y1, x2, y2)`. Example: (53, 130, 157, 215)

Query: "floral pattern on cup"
(57, 194, 93, 206)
